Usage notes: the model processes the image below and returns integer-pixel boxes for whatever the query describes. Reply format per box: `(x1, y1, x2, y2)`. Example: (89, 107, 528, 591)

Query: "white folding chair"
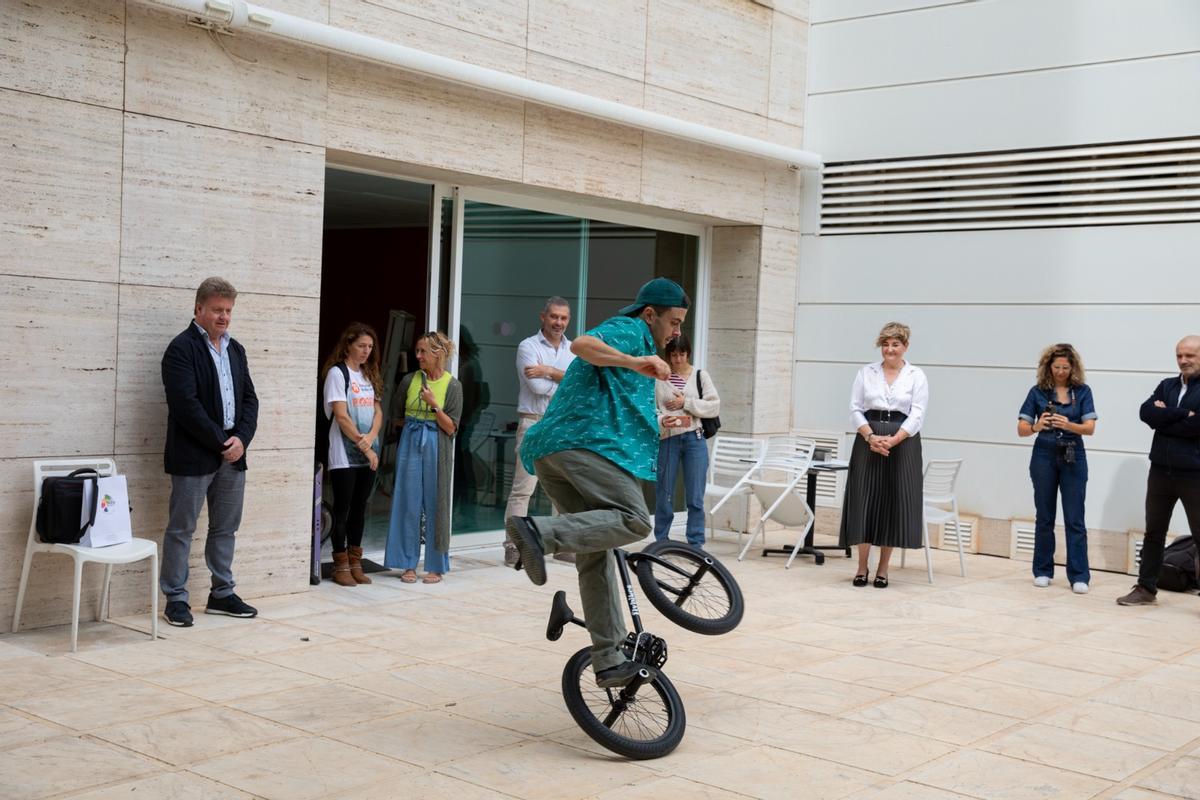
(737, 436, 818, 568)
(704, 435, 766, 544)
(13, 458, 159, 652)
(901, 458, 966, 582)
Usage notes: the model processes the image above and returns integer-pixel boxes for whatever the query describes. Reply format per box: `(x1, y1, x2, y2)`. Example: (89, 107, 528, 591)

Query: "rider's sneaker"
(595, 660, 656, 688)
(506, 516, 547, 586)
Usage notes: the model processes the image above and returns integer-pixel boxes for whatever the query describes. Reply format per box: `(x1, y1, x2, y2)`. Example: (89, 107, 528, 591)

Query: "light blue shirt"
(194, 321, 236, 430)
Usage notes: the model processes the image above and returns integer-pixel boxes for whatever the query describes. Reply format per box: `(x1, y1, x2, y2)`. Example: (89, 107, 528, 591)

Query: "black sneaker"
(205, 592, 258, 618)
(505, 516, 546, 586)
(595, 660, 657, 689)
(163, 600, 193, 627)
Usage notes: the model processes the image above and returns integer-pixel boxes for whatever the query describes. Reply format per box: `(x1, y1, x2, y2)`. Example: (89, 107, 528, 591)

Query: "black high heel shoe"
(873, 574, 889, 588)
(852, 570, 870, 587)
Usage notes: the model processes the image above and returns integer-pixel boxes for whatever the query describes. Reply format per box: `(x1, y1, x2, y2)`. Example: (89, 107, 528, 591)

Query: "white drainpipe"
(140, 0, 823, 170)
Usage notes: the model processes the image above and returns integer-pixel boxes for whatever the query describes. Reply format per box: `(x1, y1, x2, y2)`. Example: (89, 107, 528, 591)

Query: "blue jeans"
(1030, 439, 1090, 584)
(385, 419, 449, 573)
(654, 431, 709, 545)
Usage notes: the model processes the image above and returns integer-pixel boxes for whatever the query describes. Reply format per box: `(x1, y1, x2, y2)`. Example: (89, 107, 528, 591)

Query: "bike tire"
(635, 541, 744, 635)
(560, 647, 685, 760)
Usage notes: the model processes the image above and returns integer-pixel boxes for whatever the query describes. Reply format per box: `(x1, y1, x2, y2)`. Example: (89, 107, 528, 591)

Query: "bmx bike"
(545, 539, 745, 759)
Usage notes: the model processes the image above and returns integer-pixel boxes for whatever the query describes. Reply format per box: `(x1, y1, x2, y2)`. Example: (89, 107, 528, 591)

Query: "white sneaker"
(1072, 582, 1089, 594)
(1033, 576, 1051, 588)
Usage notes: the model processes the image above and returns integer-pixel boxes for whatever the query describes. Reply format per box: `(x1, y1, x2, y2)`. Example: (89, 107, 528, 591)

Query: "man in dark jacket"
(1118, 335, 1200, 606)
(160, 277, 259, 626)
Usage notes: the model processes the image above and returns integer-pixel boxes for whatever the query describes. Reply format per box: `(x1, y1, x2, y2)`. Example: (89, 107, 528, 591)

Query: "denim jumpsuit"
(1018, 384, 1097, 584)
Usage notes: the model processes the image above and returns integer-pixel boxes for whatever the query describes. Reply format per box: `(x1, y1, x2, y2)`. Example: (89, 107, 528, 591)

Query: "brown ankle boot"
(347, 546, 372, 585)
(331, 551, 356, 587)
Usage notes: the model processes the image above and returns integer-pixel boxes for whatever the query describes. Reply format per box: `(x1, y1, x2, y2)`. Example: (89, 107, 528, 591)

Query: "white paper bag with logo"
(79, 475, 133, 547)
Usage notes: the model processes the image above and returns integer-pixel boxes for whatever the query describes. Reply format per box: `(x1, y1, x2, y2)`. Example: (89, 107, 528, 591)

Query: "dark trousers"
(1137, 465, 1200, 593)
(329, 466, 373, 553)
(1029, 440, 1090, 584)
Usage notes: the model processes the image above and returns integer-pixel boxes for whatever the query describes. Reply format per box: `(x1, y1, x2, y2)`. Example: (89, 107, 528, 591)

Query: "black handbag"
(696, 370, 721, 440)
(35, 468, 99, 544)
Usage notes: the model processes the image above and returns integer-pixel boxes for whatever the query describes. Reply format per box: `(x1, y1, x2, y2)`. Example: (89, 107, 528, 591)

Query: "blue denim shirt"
(194, 321, 236, 430)
(1019, 384, 1097, 444)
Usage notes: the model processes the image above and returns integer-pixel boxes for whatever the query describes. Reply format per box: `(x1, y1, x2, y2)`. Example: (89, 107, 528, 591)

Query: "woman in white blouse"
(839, 322, 929, 588)
(654, 334, 721, 545)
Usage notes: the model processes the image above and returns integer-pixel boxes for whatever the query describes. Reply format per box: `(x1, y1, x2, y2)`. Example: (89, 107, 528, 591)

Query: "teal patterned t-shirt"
(519, 316, 658, 481)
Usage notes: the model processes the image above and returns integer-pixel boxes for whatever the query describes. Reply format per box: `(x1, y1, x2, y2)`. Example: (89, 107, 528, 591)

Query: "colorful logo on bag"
(99, 494, 115, 512)
(351, 381, 361, 394)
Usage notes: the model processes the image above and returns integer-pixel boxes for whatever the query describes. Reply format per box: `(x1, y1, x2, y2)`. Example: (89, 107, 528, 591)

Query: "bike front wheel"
(634, 541, 744, 635)
(560, 647, 685, 760)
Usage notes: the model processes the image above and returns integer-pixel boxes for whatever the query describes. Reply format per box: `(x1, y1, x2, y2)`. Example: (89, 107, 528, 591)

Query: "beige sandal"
(399, 569, 418, 584)
(422, 572, 443, 584)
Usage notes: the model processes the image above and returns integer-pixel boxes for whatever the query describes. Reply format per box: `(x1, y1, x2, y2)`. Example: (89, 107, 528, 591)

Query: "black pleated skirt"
(838, 420, 923, 549)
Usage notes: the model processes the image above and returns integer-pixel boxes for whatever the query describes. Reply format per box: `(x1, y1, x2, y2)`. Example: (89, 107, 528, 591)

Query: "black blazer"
(1139, 376, 1200, 471)
(162, 323, 258, 475)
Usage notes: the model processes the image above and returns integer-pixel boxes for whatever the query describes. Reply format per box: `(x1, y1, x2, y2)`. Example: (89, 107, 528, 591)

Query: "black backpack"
(314, 363, 351, 469)
(1158, 535, 1200, 593)
(36, 468, 99, 544)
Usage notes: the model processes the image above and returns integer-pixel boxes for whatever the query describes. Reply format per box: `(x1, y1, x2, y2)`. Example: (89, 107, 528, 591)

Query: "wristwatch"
(430, 406, 440, 415)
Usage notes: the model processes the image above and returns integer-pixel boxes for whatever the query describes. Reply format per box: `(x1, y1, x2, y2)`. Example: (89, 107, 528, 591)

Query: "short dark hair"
(543, 296, 570, 313)
(665, 333, 692, 359)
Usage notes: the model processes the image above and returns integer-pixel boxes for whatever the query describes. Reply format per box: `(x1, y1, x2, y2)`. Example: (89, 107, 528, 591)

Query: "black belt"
(865, 410, 907, 422)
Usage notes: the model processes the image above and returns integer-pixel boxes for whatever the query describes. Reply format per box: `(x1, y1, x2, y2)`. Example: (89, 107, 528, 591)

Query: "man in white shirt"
(504, 297, 576, 565)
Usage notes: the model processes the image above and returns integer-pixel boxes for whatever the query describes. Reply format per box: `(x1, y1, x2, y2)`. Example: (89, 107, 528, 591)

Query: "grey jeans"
(532, 449, 651, 672)
(160, 461, 246, 603)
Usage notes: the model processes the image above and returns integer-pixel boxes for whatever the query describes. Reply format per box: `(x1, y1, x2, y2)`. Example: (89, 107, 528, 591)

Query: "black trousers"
(329, 466, 374, 553)
(1138, 465, 1200, 592)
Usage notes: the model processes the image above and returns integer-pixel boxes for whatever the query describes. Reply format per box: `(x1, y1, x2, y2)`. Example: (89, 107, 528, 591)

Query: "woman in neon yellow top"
(385, 331, 463, 583)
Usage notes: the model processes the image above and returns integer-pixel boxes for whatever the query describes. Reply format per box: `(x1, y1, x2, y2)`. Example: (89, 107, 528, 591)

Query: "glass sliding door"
(450, 199, 700, 536)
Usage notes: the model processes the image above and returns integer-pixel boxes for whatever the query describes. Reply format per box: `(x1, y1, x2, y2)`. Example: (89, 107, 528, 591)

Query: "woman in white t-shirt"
(839, 322, 928, 589)
(322, 323, 384, 587)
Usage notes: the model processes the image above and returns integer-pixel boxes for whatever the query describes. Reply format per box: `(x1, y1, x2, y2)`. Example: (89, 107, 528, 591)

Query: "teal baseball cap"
(617, 277, 690, 316)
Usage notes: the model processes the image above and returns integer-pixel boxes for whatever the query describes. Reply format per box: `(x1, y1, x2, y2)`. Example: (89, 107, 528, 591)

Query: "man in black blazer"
(160, 277, 259, 627)
(1119, 335, 1200, 606)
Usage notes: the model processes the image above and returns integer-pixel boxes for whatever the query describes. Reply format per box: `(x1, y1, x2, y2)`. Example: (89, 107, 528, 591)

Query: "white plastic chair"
(13, 458, 159, 652)
(901, 458, 966, 582)
(704, 435, 766, 543)
(737, 436, 817, 568)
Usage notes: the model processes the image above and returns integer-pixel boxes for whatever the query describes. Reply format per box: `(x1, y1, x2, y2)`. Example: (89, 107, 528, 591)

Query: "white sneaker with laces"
(1033, 576, 1051, 588)
(1072, 582, 1089, 594)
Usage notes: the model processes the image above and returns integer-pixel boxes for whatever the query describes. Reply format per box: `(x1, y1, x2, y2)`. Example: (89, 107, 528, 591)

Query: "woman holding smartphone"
(1017, 343, 1098, 593)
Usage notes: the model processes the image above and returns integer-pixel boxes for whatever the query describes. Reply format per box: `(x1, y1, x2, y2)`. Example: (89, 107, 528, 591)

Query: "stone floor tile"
(441, 685, 575, 737)
(58, 770, 255, 799)
(0, 736, 157, 800)
(190, 736, 417, 800)
(799, 654, 949, 693)
(258, 639, 420, 679)
(862, 641, 1000, 673)
(1040, 700, 1200, 751)
(679, 745, 882, 800)
(368, 628, 509, 662)
(705, 631, 843, 670)
(591, 774, 749, 800)
(442, 641, 578, 684)
(982, 723, 1168, 781)
(342, 662, 520, 708)
(229, 683, 418, 732)
(764, 621, 902, 653)
(1137, 756, 1200, 798)
(0, 708, 66, 751)
(91, 705, 298, 765)
(1092, 680, 1200, 723)
(1134, 663, 1200, 691)
(326, 708, 524, 767)
(1072, 628, 1195, 662)
(724, 668, 889, 715)
(186, 621, 335, 656)
(143, 656, 322, 703)
(4, 621, 156, 656)
(861, 782, 974, 799)
(844, 696, 1017, 745)
(909, 749, 1111, 799)
(1019, 643, 1160, 679)
(337, 770, 522, 799)
(914, 625, 1042, 658)
(965, 658, 1117, 697)
(683, 688, 821, 744)
(251, 591, 348, 619)
(659, 649, 786, 690)
(0, 640, 40, 661)
(286, 609, 413, 639)
(68, 638, 229, 677)
(439, 739, 656, 800)
(764, 716, 955, 776)
(0, 655, 122, 702)
(10, 678, 202, 730)
(909, 675, 1072, 719)
(1110, 788, 1191, 800)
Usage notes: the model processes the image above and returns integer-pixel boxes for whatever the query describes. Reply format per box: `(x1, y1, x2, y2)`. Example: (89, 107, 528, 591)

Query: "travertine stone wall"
(0, 0, 808, 630)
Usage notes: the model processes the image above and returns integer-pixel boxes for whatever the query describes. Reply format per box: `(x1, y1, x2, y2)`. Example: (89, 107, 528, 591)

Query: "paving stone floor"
(1, 532, 1198, 800)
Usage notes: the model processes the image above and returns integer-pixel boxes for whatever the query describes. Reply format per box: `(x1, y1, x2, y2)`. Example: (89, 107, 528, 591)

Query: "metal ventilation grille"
(939, 518, 975, 553)
(796, 430, 845, 506)
(1010, 523, 1036, 561)
(821, 137, 1200, 234)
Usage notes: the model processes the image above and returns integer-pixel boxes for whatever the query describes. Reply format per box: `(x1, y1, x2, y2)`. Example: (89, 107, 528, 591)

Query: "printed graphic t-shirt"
(323, 366, 378, 470)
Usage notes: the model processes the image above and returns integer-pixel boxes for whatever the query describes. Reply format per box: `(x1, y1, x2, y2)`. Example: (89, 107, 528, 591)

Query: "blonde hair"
(1036, 343, 1086, 390)
(875, 322, 911, 348)
(417, 330, 456, 368)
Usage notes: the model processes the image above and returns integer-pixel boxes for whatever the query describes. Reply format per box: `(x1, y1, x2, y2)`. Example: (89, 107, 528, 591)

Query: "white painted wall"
(799, 0, 1200, 534)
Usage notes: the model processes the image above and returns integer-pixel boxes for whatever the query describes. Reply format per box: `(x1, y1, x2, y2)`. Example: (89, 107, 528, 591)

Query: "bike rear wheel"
(560, 647, 685, 760)
(635, 541, 744, 635)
